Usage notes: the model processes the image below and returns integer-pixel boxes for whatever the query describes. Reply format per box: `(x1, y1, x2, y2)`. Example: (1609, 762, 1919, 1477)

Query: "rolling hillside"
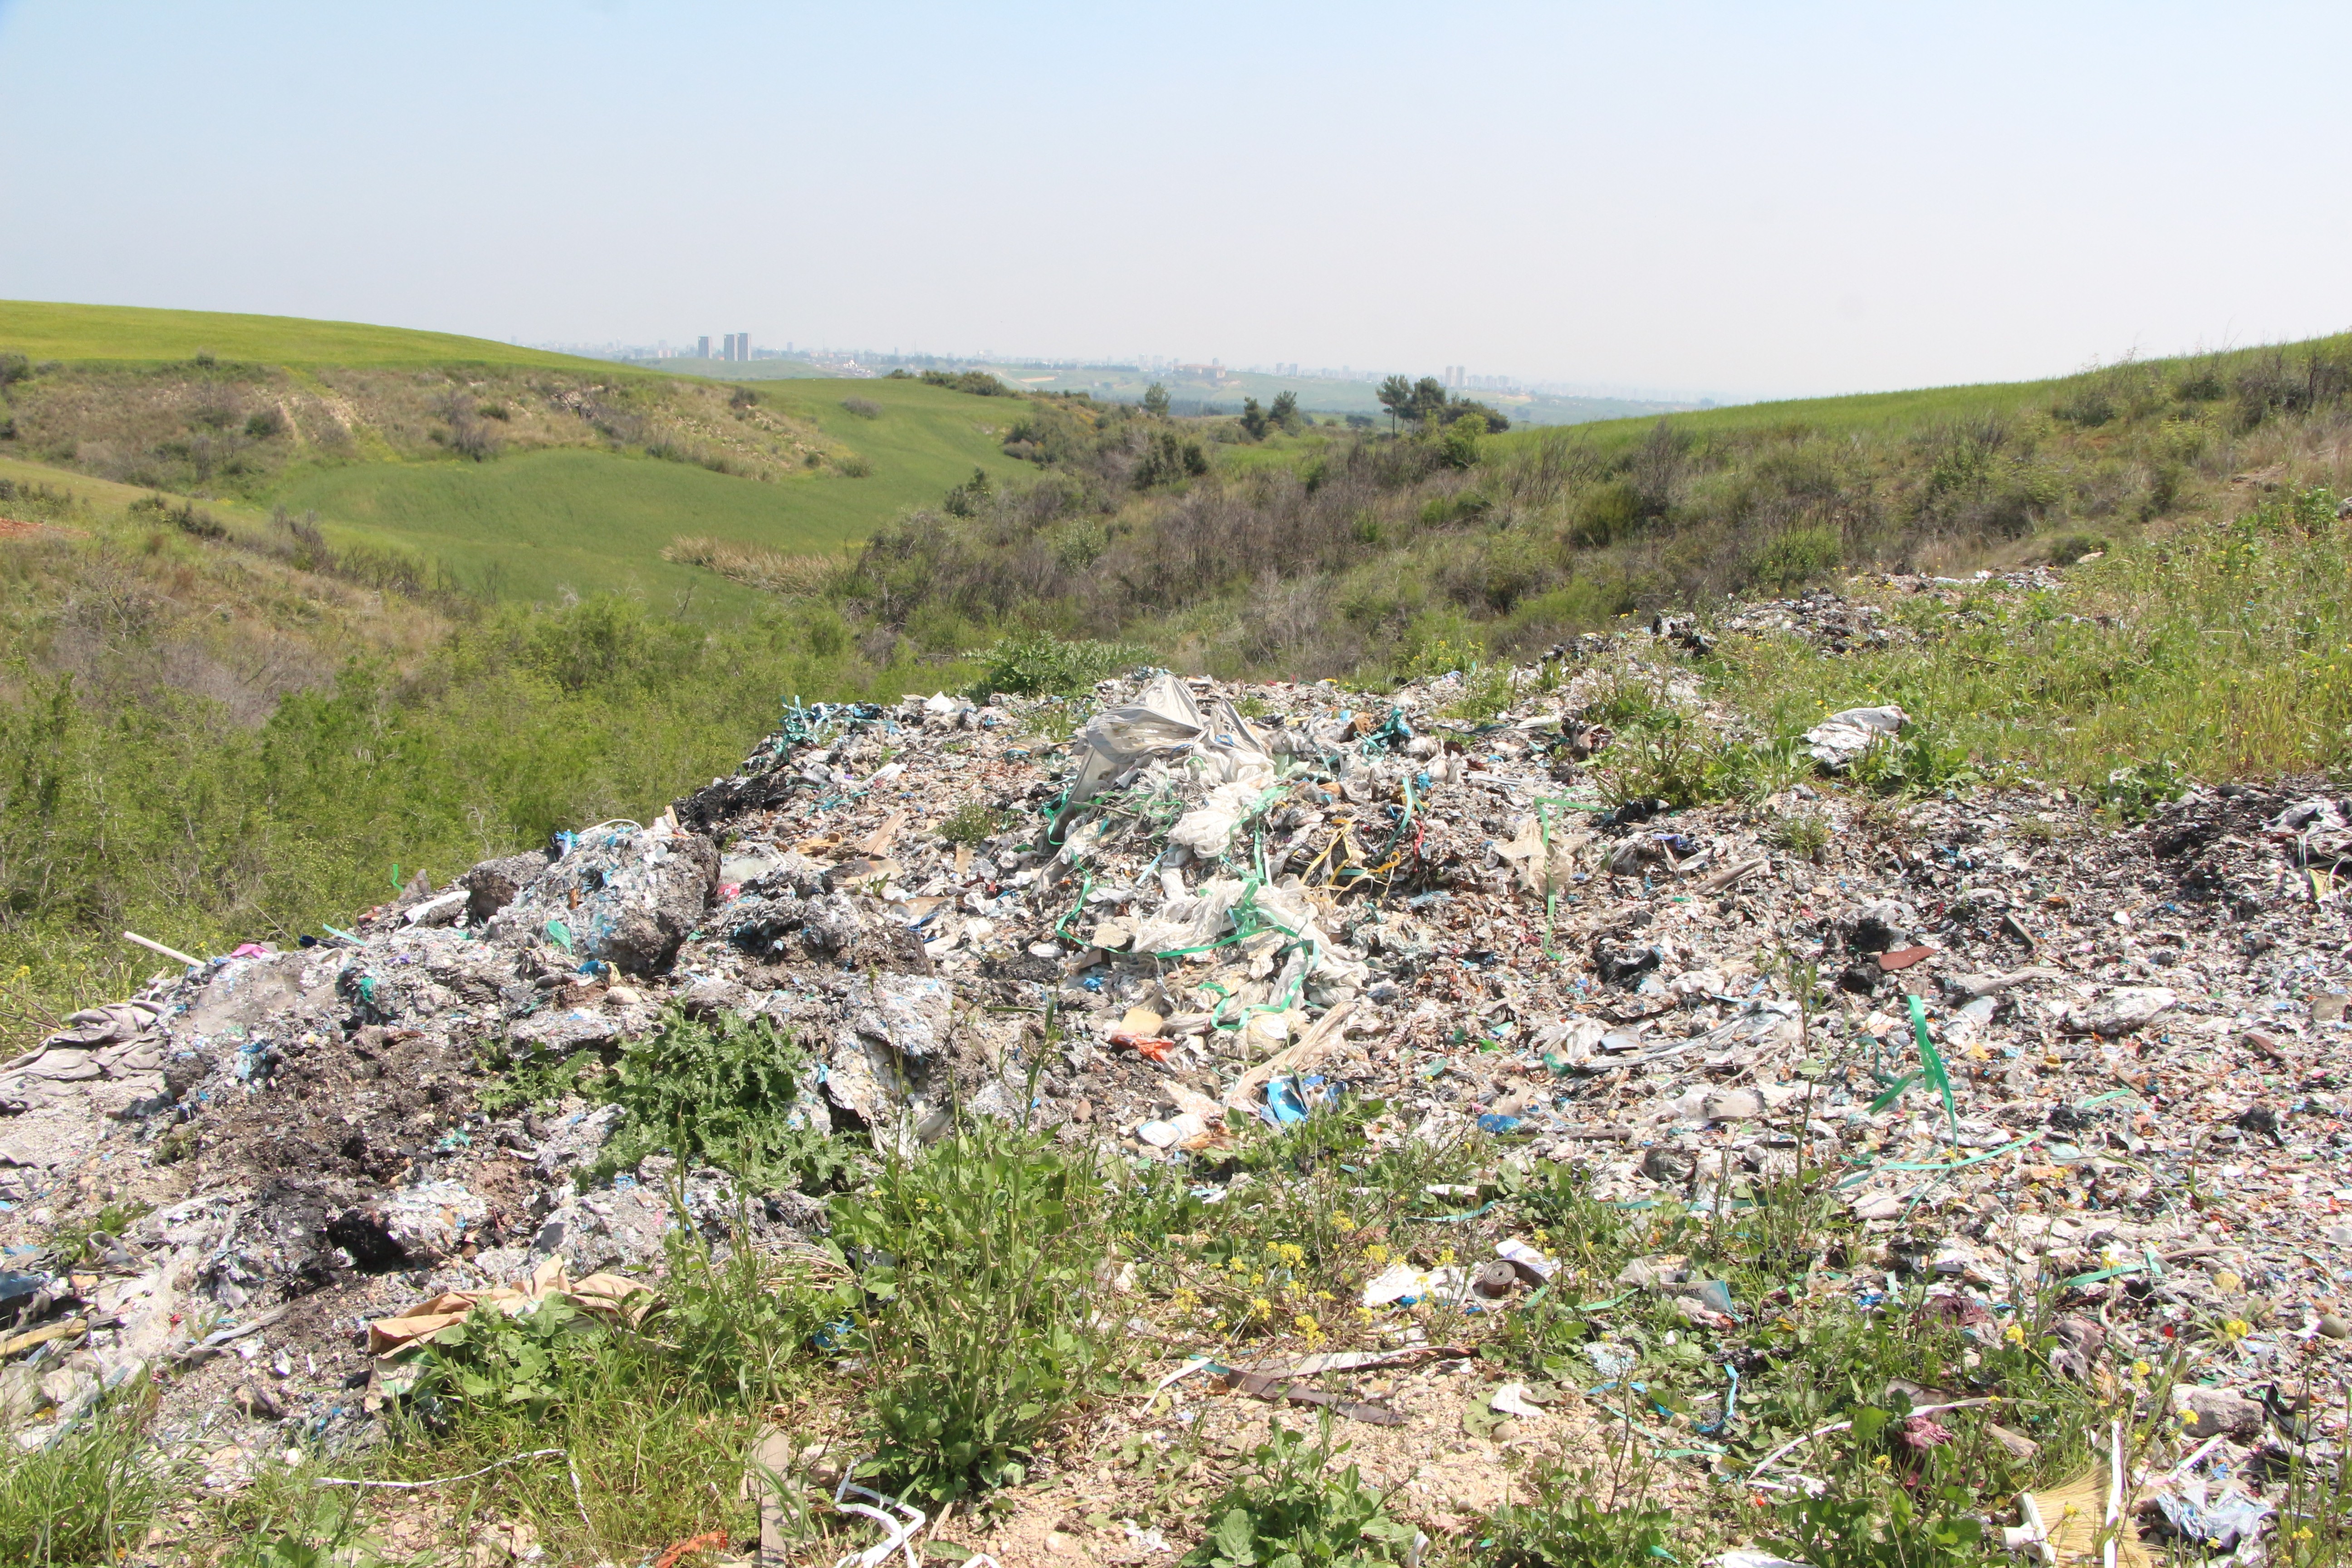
(0, 301, 1036, 610)
(0, 299, 603, 370)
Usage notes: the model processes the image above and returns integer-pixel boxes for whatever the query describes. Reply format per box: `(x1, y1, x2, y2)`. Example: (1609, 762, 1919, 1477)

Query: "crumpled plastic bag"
(37, 1001, 163, 1053)
(2154, 1474, 2274, 1552)
(1128, 877, 1246, 956)
(1803, 704, 1906, 768)
(1062, 671, 1210, 813)
(1168, 777, 1274, 860)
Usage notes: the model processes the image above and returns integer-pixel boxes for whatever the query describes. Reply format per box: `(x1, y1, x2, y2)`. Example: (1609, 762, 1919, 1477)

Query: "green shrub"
(1480, 1464, 1676, 1568)
(1846, 721, 1978, 797)
(1764, 1472, 1989, 1568)
(975, 630, 1149, 697)
(1182, 1417, 1417, 1568)
(127, 491, 225, 540)
(653, 1190, 848, 1403)
(588, 1008, 847, 1194)
(1438, 419, 1481, 470)
(2096, 757, 2187, 823)
(416, 1297, 610, 1421)
(1443, 664, 1515, 721)
(1766, 808, 1831, 860)
(1747, 524, 1842, 589)
(1594, 721, 1805, 809)
(832, 1121, 1122, 1505)
(2038, 531, 2107, 565)
(1571, 479, 1645, 548)
(919, 369, 1010, 397)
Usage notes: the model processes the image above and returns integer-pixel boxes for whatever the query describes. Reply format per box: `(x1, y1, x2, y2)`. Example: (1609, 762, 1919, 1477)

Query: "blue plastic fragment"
(1477, 1112, 1524, 1134)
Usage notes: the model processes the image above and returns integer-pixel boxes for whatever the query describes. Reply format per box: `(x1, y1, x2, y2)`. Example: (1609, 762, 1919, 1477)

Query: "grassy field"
(0, 448, 275, 527)
(0, 298, 608, 370)
(265, 377, 1033, 607)
(1488, 336, 2352, 458)
(0, 301, 1052, 609)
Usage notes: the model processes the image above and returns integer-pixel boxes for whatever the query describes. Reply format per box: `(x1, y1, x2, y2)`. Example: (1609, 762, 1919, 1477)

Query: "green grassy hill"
(0, 299, 606, 370)
(270, 377, 1029, 608)
(0, 301, 1037, 612)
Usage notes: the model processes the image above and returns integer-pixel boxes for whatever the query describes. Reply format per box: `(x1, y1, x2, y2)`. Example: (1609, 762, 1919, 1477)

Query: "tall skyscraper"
(696, 335, 711, 359)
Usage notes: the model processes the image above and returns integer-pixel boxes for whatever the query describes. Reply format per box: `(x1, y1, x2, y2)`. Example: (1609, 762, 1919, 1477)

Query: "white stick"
(314, 1446, 591, 1529)
(2103, 1419, 2123, 1568)
(123, 930, 203, 968)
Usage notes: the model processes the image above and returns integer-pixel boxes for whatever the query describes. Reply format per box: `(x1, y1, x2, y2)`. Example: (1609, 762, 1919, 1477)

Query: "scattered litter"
(0, 583, 2341, 1562)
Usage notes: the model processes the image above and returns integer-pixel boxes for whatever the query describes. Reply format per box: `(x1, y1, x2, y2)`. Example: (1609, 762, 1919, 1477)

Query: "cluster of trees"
(1376, 374, 1511, 435)
(911, 368, 1012, 397)
(1238, 390, 1305, 440)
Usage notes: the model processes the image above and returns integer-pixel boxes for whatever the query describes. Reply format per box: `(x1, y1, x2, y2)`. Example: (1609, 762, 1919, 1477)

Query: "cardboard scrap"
(367, 1255, 653, 1357)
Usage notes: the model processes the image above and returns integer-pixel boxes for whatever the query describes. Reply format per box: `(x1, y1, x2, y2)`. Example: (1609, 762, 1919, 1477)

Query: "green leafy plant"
(1767, 808, 1831, 860)
(416, 1297, 608, 1420)
(44, 1198, 152, 1268)
(2096, 757, 2188, 823)
(1764, 1475, 1990, 1568)
(652, 1176, 851, 1403)
(939, 799, 1010, 846)
(1182, 1417, 1417, 1568)
(1443, 664, 1516, 722)
(590, 1007, 847, 1193)
(1480, 1463, 1677, 1567)
(975, 631, 1151, 697)
(832, 1120, 1122, 1505)
(1594, 720, 1799, 809)
(1846, 722, 1978, 798)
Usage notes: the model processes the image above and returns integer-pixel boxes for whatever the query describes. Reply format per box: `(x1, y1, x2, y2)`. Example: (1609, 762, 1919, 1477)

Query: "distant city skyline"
(521, 336, 1720, 405)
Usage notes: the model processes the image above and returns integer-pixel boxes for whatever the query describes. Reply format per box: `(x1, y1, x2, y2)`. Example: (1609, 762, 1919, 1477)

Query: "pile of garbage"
(0, 573, 2346, 1558)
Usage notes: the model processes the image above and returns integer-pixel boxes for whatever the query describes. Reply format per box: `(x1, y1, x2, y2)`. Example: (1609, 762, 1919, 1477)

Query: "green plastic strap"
(1053, 871, 1095, 942)
(2061, 1260, 2148, 1289)
(1836, 1132, 2045, 1189)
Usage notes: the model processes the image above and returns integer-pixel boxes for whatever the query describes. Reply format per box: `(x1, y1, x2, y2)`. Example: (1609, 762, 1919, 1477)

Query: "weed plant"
(975, 629, 1151, 697)
(1182, 1416, 1418, 1567)
(372, 1190, 843, 1561)
(1480, 1458, 1678, 1568)
(0, 1391, 172, 1567)
(830, 1117, 1125, 1505)
(588, 1007, 847, 1193)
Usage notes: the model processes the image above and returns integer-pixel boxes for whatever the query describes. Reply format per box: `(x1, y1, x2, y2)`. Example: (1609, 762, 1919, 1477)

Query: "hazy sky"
(2, 2, 2346, 401)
